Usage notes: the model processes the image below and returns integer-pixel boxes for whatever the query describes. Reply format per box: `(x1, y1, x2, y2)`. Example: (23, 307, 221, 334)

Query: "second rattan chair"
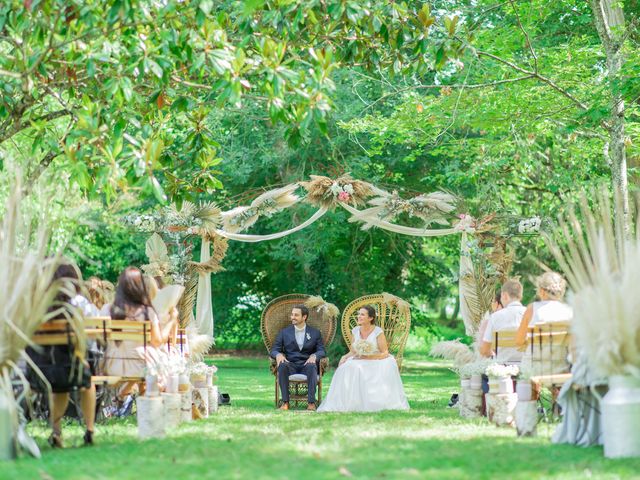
(341, 293, 411, 371)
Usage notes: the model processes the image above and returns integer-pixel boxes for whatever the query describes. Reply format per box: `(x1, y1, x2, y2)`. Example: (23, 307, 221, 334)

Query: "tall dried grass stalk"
(0, 174, 80, 455)
(545, 189, 640, 377)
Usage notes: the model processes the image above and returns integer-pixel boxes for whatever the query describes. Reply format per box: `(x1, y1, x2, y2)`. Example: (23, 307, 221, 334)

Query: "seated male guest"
(480, 279, 526, 363)
(271, 305, 325, 411)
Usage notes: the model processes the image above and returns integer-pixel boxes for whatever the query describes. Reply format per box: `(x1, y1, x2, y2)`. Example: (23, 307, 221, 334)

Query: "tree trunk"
(449, 295, 461, 325)
(589, 0, 629, 232)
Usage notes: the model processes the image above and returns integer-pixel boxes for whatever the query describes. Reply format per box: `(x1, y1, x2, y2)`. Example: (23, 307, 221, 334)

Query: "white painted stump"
(486, 393, 518, 427)
(515, 400, 538, 437)
(460, 388, 483, 419)
(0, 393, 15, 460)
(193, 387, 209, 419)
(137, 396, 165, 439)
(208, 386, 219, 415)
(162, 393, 182, 430)
(180, 388, 193, 423)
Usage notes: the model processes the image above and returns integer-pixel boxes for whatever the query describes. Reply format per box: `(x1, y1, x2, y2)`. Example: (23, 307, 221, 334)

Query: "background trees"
(1, 1, 638, 349)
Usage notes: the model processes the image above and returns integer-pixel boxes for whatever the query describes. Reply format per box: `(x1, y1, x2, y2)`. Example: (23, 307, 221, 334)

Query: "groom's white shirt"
(294, 325, 306, 350)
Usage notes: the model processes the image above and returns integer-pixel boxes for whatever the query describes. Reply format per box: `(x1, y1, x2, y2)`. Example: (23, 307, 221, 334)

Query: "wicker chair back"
(341, 293, 411, 370)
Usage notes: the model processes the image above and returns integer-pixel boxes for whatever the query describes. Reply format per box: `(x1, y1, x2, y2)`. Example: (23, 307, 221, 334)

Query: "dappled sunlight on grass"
(3, 355, 639, 480)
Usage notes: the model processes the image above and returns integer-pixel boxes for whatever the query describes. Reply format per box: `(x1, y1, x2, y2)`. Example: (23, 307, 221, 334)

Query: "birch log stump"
(162, 393, 182, 430)
(515, 401, 538, 437)
(486, 393, 518, 427)
(208, 385, 219, 415)
(137, 396, 165, 439)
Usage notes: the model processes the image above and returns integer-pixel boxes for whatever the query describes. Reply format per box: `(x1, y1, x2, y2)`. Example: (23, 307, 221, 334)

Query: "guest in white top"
(516, 271, 573, 346)
(480, 279, 526, 363)
(516, 271, 573, 375)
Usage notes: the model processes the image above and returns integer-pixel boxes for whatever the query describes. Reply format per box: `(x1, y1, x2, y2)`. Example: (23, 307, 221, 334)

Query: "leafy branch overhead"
(0, 0, 455, 202)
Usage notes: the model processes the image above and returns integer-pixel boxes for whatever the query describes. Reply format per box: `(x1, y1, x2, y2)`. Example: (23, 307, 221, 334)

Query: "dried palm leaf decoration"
(545, 189, 640, 378)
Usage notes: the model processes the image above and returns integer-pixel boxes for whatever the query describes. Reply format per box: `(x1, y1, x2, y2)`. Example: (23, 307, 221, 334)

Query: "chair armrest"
(269, 357, 277, 376)
(319, 357, 329, 376)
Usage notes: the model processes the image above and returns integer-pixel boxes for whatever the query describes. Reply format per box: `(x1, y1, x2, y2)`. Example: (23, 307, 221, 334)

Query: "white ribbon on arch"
(339, 203, 459, 237)
(213, 206, 328, 242)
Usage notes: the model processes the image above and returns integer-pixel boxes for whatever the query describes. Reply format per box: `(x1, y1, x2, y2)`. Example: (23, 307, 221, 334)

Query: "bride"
(318, 305, 409, 412)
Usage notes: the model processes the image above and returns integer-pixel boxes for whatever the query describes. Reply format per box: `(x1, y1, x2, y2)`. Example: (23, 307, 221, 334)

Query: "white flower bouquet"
(353, 339, 375, 356)
(166, 353, 187, 377)
(485, 363, 519, 378)
(188, 361, 210, 378)
(459, 359, 495, 378)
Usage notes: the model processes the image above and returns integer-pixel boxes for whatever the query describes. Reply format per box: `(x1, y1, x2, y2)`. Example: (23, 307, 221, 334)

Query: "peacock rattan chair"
(261, 293, 338, 408)
(341, 293, 411, 371)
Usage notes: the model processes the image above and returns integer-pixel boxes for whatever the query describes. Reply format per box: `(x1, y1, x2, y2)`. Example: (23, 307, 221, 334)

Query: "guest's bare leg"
(118, 381, 136, 399)
(80, 384, 96, 432)
(51, 393, 70, 435)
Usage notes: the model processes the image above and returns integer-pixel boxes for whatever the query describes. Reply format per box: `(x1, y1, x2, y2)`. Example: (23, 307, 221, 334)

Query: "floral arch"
(126, 174, 542, 347)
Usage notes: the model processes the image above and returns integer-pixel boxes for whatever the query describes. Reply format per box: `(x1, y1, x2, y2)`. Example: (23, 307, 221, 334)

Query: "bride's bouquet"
(353, 339, 375, 356)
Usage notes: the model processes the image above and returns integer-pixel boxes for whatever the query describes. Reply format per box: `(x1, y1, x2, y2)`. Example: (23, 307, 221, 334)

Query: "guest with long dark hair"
(27, 261, 98, 447)
(103, 267, 176, 399)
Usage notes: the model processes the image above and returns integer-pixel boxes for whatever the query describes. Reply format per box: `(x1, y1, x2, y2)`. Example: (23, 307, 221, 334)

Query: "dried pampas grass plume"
(546, 188, 640, 377)
(430, 340, 475, 371)
(305, 296, 340, 322)
(300, 174, 374, 208)
(188, 334, 214, 363)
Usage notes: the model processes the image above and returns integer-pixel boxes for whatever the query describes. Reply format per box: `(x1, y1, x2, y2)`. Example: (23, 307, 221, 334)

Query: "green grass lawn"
(3, 354, 640, 480)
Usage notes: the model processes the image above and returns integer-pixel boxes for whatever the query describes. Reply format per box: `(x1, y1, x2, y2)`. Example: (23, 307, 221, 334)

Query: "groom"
(271, 304, 325, 411)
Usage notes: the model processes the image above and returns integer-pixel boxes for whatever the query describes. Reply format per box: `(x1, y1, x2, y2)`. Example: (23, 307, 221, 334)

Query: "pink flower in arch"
(338, 191, 351, 202)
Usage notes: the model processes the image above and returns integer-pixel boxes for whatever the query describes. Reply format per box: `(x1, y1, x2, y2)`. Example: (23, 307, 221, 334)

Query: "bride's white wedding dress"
(318, 326, 409, 412)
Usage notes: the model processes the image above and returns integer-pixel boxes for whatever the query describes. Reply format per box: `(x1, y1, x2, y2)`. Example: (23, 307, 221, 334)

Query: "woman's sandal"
(48, 431, 63, 448)
(83, 430, 94, 446)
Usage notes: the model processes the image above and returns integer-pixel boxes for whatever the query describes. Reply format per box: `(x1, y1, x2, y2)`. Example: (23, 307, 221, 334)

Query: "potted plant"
(459, 359, 494, 391)
(485, 364, 519, 394)
(189, 361, 210, 388)
(516, 365, 533, 401)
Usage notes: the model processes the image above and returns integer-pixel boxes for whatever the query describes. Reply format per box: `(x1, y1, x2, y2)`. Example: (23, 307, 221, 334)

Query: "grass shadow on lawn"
(2, 356, 639, 480)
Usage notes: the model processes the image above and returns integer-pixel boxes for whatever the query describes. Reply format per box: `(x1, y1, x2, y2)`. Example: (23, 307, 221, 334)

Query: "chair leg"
(318, 378, 322, 404)
(275, 378, 279, 408)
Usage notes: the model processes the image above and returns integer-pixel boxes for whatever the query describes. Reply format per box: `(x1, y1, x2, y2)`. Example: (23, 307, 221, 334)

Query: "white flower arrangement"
(165, 354, 187, 376)
(485, 363, 519, 378)
(353, 339, 375, 356)
(188, 361, 210, 377)
(517, 217, 541, 234)
(459, 358, 495, 378)
(330, 182, 354, 203)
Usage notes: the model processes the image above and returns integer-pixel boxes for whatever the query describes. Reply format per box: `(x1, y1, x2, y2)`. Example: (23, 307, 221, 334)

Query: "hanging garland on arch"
(124, 174, 546, 340)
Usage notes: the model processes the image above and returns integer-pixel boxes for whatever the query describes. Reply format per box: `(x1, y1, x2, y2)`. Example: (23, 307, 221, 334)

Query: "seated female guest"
(27, 262, 98, 447)
(516, 271, 573, 375)
(318, 305, 409, 412)
(103, 267, 176, 398)
(85, 276, 115, 312)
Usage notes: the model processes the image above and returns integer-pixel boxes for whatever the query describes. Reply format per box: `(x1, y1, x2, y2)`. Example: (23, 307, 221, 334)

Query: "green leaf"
(150, 176, 168, 203)
(147, 59, 163, 79)
(199, 0, 213, 15)
(171, 96, 190, 112)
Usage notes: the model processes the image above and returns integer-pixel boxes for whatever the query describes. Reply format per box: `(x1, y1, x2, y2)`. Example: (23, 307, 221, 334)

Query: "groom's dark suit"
(270, 324, 325, 404)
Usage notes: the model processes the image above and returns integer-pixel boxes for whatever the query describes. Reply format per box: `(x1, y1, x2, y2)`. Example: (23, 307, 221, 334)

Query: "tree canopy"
(1, 0, 639, 348)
